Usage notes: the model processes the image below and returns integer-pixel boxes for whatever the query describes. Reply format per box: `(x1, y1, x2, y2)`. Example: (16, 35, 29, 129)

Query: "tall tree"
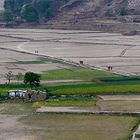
(24, 72, 41, 86)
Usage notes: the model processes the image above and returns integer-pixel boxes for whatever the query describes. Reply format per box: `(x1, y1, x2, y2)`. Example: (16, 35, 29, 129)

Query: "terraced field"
(0, 28, 140, 81)
(1, 28, 140, 140)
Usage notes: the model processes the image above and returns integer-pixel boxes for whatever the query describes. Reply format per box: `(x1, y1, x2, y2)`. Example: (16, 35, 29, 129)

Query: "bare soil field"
(0, 101, 136, 140)
(0, 28, 139, 77)
(0, 48, 70, 83)
(0, 29, 77, 83)
(0, 115, 41, 140)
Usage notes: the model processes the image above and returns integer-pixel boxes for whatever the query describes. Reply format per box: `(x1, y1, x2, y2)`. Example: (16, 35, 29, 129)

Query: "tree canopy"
(24, 72, 41, 86)
(3, 9, 14, 22)
(3, 0, 53, 23)
(21, 4, 39, 22)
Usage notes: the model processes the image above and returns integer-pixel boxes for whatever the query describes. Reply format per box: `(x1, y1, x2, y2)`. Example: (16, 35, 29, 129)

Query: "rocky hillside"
(58, 0, 140, 20)
(1, 0, 140, 32)
(44, 0, 140, 32)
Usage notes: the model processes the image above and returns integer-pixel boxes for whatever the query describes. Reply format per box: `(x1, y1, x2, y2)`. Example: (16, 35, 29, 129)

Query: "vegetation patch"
(0, 99, 35, 114)
(135, 134, 140, 138)
(31, 95, 96, 107)
(100, 76, 140, 83)
(0, 84, 31, 97)
(52, 83, 140, 95)
(32, 101, 46, 108)
(41, 68, 118, 80)
(45, 95, 96, 107)
(9, 60, 47, 65)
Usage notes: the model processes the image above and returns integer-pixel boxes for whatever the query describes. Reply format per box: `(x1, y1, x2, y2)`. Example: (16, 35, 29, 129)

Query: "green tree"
(3, 9, 14, 22)
(4, 0, 54, 23)
(14, 0, 25, 14)
(4, 0, 15, 11)
(35, 0, 50, 14)
(21, 4, 39, 22)
(24, 72, 41, 86)
(35, 0, 53, 20)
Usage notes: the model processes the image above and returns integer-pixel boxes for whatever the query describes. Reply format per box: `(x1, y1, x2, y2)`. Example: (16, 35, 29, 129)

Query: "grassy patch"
(32, 101, 46, 108)
(41, 68, 118, 80)
(0, 99, 35, 114)
(100, 76, 140, 82)
(45, 95, 96, 107)
(52, 84, 140, 95)
(0, 84, 31, 96)
(31, 96, 96, 107)
(9, 60, 46, 65)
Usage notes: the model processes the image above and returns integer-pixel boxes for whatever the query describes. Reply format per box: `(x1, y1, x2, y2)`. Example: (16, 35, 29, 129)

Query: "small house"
(8, 90, 48, 102)
(8, 90, 27, 98)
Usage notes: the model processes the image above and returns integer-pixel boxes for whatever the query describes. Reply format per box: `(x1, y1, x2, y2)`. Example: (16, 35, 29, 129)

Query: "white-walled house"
(8, 90, 27, 98)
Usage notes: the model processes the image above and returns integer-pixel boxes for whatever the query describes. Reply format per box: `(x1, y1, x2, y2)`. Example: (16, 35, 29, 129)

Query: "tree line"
(5, 71, 41, 87)
(3, 0, 53, 23)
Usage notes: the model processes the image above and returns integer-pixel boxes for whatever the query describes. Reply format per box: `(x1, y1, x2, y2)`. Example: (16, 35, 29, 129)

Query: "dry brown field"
(0, 28, 140, 76)
(0, 28, 140, 83)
